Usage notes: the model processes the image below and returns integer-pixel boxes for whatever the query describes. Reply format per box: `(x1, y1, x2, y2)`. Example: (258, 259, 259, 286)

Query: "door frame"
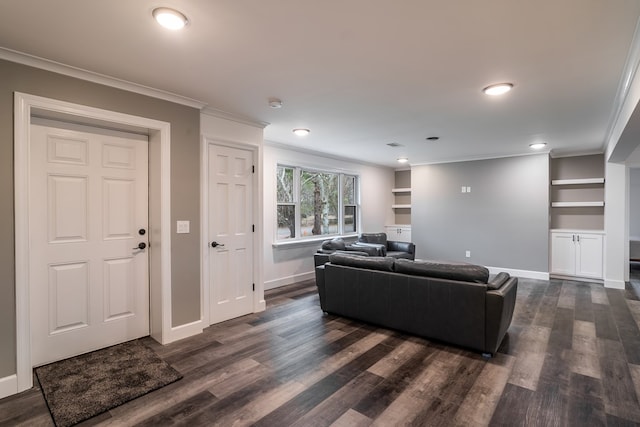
(14, 92, 173, 393)
(201, 136, 265, 326)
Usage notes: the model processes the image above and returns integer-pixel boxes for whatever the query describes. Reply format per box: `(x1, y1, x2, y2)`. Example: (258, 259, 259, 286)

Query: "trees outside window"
(276, 165, 359, 240)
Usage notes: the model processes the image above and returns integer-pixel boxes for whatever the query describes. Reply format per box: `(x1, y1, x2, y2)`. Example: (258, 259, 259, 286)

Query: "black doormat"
(35, 339, 182, 427)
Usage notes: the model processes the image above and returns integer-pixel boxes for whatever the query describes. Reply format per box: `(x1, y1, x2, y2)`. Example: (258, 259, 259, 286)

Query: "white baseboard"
(265, 271, 315, 290)
(165, 319, 204, 344)
(0, 374, 17, 399)
(487, 266, 549, 281)
(605, 278, 625, 289)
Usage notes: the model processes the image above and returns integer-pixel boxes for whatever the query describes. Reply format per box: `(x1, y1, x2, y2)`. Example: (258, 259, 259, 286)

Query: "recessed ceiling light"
(153, 8, 188, 30)
(529, 142, 547, 150)
(483, 83, 514, 96)
(293, 128, 310, 136)
(397, 157, 409, 163)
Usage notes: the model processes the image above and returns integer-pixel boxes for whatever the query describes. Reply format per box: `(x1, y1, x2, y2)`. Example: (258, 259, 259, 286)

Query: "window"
(276, 165, 359, 241)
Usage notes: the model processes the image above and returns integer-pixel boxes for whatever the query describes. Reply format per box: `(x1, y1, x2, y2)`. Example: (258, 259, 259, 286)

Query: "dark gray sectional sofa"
(315, 253, 517, 355)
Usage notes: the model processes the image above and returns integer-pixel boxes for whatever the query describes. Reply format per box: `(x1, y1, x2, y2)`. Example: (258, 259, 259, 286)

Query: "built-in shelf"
(391, 188, 412, 193)
(551, 178, 605, 185)
(551, 201, 604, 208)
(392, 204, 412, 209)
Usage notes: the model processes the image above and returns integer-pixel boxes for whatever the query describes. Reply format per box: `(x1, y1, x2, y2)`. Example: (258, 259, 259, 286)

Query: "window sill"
(272, 234, 358, 248)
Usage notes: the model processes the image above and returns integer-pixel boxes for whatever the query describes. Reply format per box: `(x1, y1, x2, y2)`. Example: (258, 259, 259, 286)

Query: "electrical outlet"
(465, 250, 471, 258)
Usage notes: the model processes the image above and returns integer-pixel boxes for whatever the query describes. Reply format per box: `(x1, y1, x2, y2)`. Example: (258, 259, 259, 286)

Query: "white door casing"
(29, 123, 149, 366)
(14, 92, 175, 394)
(209, 143, 254, 324)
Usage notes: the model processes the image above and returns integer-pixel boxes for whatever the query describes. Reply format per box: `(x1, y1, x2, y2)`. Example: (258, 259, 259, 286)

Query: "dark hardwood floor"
(4, 270, 640, 426)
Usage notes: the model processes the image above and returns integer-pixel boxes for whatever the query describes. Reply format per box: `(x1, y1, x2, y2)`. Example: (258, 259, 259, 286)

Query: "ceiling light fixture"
(483, 83, 514, 96)
(293, 128, 310, 136)
(529, 142, 547, 150)
(153, 7, 188, 30)
(397, 157, 409, 163)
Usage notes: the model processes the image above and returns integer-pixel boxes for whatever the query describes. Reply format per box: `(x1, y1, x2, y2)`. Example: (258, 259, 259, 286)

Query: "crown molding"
(0, 47, 207, 110)
(201, 106, 269, 129)
(604, 16, 640, 155)
(264, 139, 391, 169)
(410, 150, 550, 167)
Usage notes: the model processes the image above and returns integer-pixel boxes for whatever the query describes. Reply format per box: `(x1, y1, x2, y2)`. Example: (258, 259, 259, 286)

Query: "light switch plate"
(177, 220, 190, 234)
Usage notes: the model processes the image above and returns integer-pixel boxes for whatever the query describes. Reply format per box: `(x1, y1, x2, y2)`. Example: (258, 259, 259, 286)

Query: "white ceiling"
(1, 1, 639, 167)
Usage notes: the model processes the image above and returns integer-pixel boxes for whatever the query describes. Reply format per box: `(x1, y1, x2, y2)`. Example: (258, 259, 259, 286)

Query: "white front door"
(29, 122, 149, 366)
(208, 143, 254, 324)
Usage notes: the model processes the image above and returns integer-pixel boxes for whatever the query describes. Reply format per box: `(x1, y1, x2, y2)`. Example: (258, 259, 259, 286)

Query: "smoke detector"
(268, 98, 283, 109)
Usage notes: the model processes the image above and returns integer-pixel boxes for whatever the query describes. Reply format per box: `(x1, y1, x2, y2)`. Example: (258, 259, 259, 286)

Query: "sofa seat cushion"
(328, 253, 395, 272)
(394, 259, 490, 284)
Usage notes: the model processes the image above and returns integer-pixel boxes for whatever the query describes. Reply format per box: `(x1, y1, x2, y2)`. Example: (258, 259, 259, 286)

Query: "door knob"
(133, 242, 147, 250)
(211, 241, 225, 248)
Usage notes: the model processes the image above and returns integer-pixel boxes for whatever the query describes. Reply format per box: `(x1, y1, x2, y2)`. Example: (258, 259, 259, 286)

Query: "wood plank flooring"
(4, 268, 640, 426)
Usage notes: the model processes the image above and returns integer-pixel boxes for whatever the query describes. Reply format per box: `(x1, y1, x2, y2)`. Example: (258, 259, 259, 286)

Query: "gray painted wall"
(411, 154, 549, 272)
(0, 59, 201, 377)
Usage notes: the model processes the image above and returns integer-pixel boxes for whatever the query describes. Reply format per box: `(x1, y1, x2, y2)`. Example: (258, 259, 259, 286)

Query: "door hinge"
(252, 165, 255, 173)
(252, 283, 255, 291)
(252, 224, 255, 232)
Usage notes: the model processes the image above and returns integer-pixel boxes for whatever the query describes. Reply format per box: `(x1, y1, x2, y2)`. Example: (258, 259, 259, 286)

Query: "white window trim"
(275, 164, 360, 244)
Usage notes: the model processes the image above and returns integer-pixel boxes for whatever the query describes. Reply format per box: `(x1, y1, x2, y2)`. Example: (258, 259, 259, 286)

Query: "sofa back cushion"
(329, 253, 395, 272)
(359, 233, 388, 246)
(395, 259, 489, 284)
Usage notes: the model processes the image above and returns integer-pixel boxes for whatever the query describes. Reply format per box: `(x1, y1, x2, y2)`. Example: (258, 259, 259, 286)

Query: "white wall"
(263, 142, 395, 289)
(630, 168, 640, 239)
(604, 162, 629, 288)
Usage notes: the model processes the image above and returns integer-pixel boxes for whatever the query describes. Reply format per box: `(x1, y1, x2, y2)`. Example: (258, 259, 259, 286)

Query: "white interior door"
(29, 122, 149, 366)
(209, 143, 254, 324)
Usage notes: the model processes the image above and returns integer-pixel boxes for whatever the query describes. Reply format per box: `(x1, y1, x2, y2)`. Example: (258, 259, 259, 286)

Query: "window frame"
(275, 164, 360, 243)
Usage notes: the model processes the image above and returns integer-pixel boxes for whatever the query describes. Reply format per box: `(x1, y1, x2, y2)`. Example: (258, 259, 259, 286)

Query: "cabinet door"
(400, 227, 412, 243)
(551, 232, 576, 275)
(384, 226, 401, 241)
(576, 233, 603, 279)
(385, 226, 411, 242)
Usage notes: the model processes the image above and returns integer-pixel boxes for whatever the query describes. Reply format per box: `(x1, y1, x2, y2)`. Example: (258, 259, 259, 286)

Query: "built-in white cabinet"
(385, 225, 412, 242)
(550, 231, 603, 279)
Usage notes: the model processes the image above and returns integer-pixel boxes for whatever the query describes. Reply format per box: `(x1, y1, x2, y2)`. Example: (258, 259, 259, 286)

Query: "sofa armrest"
(315, 265, 327, 311)
(387, 240, 415, 255)
(485, 277, 518, 354)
